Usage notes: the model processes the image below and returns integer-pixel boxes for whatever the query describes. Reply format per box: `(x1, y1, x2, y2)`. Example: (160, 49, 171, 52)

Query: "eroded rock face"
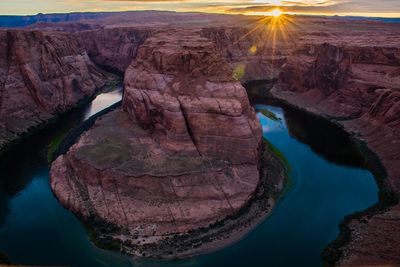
(76, 27, 154, 73)
(26, 15, 400, 264)
(0, 29, 110, 153)
(277, 43, 400, 184)
(275, 42, 400, 266)
(50, 29, 262, 257)
(201, 27, 287, 83)
(123, 30, 261, 163)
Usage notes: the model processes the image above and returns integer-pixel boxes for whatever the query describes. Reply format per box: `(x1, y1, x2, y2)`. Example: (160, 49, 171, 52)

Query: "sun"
(271, 9, 282, 17)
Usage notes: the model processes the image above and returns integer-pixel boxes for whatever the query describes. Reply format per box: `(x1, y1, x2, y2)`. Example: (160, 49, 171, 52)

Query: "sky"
(1, 0, 400, 17)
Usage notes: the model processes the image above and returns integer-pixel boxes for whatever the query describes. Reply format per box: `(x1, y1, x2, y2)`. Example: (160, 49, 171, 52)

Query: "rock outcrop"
(276, 42, 400, 266)
(201, 26, 287, 83)
(76, 27, 154, 73)
(50, 29, 263, 257)
(0, 29, 110, 153)
(6, 13, 399, 265)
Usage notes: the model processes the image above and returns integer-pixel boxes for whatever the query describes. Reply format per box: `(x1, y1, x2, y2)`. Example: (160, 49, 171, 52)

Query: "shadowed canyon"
(0, 11, 399, 266)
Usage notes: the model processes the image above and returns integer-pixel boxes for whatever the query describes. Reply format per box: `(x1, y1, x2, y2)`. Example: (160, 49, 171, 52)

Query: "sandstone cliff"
(276, 42, 400, 266)
(0, 30, 110, 153)
(10, 13, 400, 265)
(76, 27, 154, 73)
(201, 26, 287, 83)
(50, 29, 263, 257)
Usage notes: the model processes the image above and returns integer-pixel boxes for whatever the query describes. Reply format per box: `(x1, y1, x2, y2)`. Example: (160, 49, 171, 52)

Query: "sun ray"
(233, 11, 303, 81)
(271, 9, 282, 17)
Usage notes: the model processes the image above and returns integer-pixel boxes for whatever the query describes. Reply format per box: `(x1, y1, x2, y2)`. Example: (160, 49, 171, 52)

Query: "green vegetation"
(232, 65, 245, 80)
(82, 218, 125, 253)
(259, 138, 292, 201)
(47, 126, 71, 162)
(47, 80, 123, 162)
(265, 138, 291, 172)
(260, 109, 282, 122)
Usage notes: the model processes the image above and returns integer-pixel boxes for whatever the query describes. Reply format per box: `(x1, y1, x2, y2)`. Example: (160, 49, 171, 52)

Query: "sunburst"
(271, 8, 282, 17)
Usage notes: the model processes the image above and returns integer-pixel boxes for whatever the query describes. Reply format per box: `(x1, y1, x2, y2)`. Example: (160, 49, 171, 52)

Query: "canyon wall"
(75, 25, 282, 81)
(203, 19, 400, 265)
(201, 26, 287, 82)
(0, 30, 110, 153)
(3, 13, 399, 265)
(276, 42, 400, 266)
(75, 27, 155, 72)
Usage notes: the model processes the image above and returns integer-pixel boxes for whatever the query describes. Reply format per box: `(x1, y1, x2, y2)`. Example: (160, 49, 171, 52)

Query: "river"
(0, 85, 378, 267)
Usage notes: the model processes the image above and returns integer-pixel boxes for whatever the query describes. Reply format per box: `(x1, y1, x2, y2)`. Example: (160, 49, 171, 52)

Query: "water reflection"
(0, 85, 378, 267)
(140, 103, 378, 267)
(254, 102, 367, 168)
(283, 107, 366, 168)
(0, 85, 125, 266)
(84, 87, 123, 120)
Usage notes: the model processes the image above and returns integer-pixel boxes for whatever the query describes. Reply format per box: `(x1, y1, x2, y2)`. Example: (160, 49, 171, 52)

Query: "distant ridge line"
(0, 10, 399, 28)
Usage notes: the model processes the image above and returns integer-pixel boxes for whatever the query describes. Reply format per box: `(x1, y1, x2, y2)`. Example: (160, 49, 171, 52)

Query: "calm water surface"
(0, 89, 378, 267)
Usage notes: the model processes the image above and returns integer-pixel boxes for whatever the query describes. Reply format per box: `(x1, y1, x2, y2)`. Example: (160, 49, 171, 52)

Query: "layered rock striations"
(6, 13, 400, 265)
(201, 26, 288, 83)
(0, 29, 110, 153)
(50, 29, 263, 257)
(275, 42, 400, 266)
(201, 19, 400, 266)
(76, 27, 155, 73)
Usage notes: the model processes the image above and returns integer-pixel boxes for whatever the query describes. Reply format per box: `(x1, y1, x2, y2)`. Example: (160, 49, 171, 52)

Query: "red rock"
(50, 29, 262, 257)
(275, 42, 400, 266)
(0, 29, 110, 153)
(201, 26, 287, 82)
(17, 14, 400, 264)
(123, 29, 261, 163)
(76, 27, 154, 73)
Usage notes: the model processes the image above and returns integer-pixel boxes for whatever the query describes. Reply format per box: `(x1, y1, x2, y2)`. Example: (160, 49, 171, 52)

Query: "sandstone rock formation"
(276, 42, 400, 266)
(201, 25, 287, 83)
(50, 29, 263, 257)
(76, 27, 154, 73)
(4, 12, 400, 265)
(0, 29, 110, 153)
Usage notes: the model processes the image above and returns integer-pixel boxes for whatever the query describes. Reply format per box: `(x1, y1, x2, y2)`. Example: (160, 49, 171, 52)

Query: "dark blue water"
(0, 93, 378, 267)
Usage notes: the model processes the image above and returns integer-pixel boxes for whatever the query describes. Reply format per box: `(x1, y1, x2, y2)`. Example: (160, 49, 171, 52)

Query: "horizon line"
(0, 9, 399, 19)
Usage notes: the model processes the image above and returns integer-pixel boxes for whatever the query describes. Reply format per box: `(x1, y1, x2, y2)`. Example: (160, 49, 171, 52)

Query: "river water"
(0, 86, 378, 267)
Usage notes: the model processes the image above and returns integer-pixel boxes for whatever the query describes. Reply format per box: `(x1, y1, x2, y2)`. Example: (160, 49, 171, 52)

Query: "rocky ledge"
(50, 29, 284, 258)
(0, 29, 112, 154)
(275, 42, 400, 266)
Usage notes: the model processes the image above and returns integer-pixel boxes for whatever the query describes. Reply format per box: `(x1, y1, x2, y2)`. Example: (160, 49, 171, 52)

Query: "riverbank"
(49, 92, 288, 259)
(0, 81, 123, 267)
(80, 139, 288, 260)
(0, 80, 379, 266)
(0, 80, 121, 159)
(268, 86, 398, 266)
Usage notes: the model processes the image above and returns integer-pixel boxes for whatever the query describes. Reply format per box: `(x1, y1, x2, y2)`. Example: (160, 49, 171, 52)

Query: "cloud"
(104, 0, 187, 2)
(0, 0, 399, 16)
(225, 0, 400, 13)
